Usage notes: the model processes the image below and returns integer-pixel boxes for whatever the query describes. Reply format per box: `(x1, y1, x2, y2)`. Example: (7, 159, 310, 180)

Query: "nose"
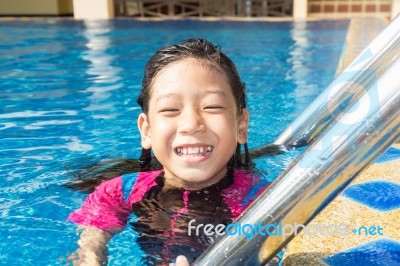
(177, 107, 205, 135)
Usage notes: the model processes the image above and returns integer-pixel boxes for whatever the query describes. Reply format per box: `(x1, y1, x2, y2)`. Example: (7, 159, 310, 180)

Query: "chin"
(177, 169, 223, 186)
(180, 172, 212, 184)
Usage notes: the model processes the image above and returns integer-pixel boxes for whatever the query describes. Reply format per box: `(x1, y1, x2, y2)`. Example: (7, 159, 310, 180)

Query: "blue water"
(0, 19, 348, 265)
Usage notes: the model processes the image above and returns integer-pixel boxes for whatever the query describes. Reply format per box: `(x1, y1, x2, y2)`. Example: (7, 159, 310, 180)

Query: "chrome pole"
(274, 14, 400, 147)
(195, 20, 400, 266)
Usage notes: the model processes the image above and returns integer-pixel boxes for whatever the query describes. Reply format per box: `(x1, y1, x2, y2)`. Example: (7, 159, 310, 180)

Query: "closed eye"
(160, 108, 180, 112)
(205, 105, 224, 109)
(159, 109, 180, 116)
(204, 105, 225, 113)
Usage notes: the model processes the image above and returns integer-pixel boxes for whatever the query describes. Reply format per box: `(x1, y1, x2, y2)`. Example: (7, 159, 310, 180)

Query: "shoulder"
(124, 170, 163, 206)
(222, 169, 268, 218)
(222, 169, 260, 196)
(68, 175, 128, 232)
(232, 168, 261, 185)
(235, 169, 269, 206)
(94, 175, 124, 198)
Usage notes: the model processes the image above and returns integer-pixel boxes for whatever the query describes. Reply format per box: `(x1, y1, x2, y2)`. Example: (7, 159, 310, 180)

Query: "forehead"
(150, 58, 232, 97)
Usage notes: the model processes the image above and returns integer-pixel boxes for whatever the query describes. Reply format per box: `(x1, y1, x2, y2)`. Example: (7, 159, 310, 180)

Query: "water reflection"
(287, 22, 320, 114)
(81, 21, 123, 118)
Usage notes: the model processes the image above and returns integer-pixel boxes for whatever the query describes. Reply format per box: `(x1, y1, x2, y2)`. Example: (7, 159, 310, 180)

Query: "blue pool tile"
(323, 238, 400, 266)
(342, 181, 400, 211)
(375, 147, 400, 163)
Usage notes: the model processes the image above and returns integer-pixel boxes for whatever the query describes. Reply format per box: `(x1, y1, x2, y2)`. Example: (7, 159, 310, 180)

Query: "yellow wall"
(0, 0, 73, 15)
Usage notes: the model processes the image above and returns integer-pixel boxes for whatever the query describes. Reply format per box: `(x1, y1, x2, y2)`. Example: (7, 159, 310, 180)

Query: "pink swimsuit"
(68, 168, 266, 263)
(69, 169, 263, 232)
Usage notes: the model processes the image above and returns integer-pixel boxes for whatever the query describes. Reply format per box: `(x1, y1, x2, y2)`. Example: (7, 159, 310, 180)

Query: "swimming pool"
(0, 19, 348, 265)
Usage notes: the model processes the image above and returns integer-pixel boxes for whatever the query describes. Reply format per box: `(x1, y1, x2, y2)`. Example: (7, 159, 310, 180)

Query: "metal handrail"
(195, 15, 400, 266)
(274, 14, 400, 148)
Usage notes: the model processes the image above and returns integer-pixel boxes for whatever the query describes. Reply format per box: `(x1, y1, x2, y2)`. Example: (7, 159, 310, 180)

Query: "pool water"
(0, 19, 348, 265)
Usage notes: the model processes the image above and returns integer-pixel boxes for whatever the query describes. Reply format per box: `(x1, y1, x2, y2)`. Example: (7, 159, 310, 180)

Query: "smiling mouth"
(175, 146, 213, 156)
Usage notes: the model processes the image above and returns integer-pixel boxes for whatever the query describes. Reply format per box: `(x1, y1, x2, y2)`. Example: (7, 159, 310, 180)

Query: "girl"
(67, 38, 265, 265)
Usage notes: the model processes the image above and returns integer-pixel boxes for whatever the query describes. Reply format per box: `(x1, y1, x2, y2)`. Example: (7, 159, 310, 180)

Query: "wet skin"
(138, 58, 249, 190)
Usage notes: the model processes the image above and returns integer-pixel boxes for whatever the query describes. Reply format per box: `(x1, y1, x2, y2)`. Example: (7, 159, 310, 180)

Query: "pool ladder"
(195, 14, 400, 266)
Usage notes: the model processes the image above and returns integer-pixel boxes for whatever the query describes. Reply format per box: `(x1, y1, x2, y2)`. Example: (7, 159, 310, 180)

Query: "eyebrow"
(202, 90, 227, 98)
(155, 90, 227, 103)
(155, 93, 178, 103)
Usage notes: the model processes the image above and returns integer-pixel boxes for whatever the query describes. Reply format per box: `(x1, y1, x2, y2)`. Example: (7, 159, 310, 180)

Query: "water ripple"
(0, 122, 17, 130)
(0, 110, 77, 119)
(23, 119, 82, 130)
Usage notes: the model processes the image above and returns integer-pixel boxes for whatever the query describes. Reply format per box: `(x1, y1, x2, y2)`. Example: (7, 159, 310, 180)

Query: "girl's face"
(138, 58, 249, 190)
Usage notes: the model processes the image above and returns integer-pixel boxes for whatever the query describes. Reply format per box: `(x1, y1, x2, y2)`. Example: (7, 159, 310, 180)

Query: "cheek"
(209, 115, 238, 137)
(151, 116, 175, 137)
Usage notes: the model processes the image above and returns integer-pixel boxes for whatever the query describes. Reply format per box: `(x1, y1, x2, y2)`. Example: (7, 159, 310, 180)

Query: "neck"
(163, 169, 230, 191)
(163, 178, 220, 191)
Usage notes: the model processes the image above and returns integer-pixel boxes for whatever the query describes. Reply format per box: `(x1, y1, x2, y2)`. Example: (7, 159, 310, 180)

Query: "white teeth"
(176, 146, 213, 155)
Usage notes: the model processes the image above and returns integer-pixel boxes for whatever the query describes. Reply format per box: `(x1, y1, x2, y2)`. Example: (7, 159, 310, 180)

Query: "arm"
(67, 176, 130, 265)
(69, 226, 113, 266)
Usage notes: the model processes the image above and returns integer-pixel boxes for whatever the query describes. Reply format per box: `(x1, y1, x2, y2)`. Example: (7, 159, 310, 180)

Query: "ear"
(137, 113, 152, 149)
(237, 109, 249, 144)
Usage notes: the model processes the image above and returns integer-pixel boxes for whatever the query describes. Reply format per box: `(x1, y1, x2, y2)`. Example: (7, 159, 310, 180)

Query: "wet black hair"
(137, 38, 247, 114)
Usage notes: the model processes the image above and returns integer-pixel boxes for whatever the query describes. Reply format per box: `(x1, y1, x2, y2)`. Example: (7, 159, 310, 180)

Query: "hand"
(169, 255, 190, 266)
